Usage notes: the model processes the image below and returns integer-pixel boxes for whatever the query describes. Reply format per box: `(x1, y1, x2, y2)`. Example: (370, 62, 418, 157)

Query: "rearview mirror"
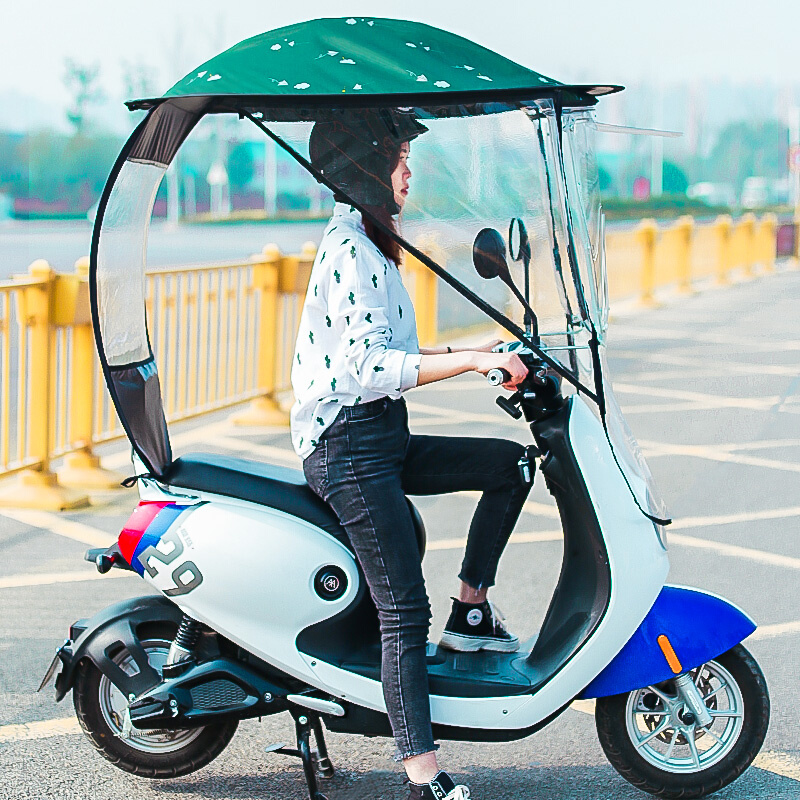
(472, 228, 510, 281)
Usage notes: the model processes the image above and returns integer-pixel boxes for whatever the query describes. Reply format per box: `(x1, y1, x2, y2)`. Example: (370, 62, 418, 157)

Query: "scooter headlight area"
(42, 17, 768, 800)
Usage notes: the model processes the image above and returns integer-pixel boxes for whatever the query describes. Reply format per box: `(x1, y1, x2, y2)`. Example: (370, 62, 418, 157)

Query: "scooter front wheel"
(73, 635, 238, 777)
(595, 644, 769, 799)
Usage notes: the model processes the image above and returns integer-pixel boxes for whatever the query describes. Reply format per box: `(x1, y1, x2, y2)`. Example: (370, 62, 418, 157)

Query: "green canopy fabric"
(129, 17, 619, 109)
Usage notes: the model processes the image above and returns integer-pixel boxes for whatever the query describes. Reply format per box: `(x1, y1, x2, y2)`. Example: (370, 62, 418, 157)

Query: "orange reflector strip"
(657, 635, 683, 674)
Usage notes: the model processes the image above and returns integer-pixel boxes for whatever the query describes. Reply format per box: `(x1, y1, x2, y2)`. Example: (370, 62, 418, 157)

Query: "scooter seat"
(161, 452, 425, 556)
(163, 452, 346, 540)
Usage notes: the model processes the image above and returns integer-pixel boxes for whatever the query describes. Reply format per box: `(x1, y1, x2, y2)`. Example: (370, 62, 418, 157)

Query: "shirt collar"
(332, 201, 364, 230)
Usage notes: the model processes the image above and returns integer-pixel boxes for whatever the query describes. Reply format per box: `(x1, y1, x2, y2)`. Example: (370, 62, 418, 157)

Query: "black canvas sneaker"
(408, 770, 471, 800)
(439, 598, 520, 653)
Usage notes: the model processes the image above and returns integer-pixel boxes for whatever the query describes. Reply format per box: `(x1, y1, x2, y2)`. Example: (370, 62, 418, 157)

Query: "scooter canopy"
(90, 16, 666, 527)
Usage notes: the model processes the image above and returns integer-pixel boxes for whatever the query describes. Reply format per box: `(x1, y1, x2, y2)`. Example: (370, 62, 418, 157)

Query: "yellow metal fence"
(0, 213, 792, 508)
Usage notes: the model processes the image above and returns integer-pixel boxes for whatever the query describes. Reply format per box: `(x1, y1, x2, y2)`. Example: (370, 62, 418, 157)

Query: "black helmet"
(309, 110, 427, 215)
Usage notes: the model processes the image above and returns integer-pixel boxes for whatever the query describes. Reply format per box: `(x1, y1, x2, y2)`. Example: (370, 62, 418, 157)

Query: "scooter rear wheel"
(73, 635, 238, 778)
(595, 644, 769, 799)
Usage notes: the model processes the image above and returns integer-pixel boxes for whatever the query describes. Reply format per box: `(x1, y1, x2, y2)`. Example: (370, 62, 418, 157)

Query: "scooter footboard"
(579, 585, 756, 699)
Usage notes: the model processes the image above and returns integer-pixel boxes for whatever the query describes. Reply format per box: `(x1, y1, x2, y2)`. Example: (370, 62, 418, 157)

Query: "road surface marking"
(668, 532, 800, 569)
(670, 505, 800, 530)
(749, 620, 800, 641)
(641, 441, 800, 474)
(0, 569, 132, 590)
(426, 530, 562, 551)
(0, 717, 81, 742)
(0, 509, 114, 547)
(615, 382, 781, 411)
(754, 751, 800, 782)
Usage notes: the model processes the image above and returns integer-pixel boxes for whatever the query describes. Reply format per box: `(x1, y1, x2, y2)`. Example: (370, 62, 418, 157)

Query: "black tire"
(595, 644, 769, 799)
(73, 641, 238, 778)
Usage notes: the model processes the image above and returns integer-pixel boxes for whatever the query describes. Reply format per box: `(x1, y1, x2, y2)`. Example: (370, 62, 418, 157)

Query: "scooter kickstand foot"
(271, 711, 326, 800)
(311, 715, 335, 779)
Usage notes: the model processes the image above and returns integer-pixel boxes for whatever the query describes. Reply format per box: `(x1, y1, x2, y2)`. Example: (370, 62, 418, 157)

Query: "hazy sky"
(3, 0, 799, 129)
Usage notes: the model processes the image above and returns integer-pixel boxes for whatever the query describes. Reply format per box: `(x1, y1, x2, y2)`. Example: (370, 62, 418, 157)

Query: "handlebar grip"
(487, 368, 511, 386)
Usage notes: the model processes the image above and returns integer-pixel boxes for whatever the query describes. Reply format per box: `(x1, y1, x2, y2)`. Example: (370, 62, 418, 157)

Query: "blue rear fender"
(580, 585, 756, 699)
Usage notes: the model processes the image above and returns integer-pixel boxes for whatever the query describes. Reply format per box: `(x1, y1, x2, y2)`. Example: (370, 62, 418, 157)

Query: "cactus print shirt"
(290, 203, 421, 458)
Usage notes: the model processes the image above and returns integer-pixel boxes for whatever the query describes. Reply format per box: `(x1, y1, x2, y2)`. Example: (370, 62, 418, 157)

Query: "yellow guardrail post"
(404, 252, 439, 347)
(738, 213, 757, 279)
(56, 257, 125, 489)
(230, 244, 288, 426)
(714, 215, 733, 285)
(637, 218, 660, 307)
(0, 261, 88, 509)
(674, 215, 696, 295)
(757, 213, 777, 273)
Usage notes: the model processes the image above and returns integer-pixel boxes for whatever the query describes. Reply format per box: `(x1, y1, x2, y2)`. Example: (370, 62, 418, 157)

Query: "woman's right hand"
(470, 351, 528, 390)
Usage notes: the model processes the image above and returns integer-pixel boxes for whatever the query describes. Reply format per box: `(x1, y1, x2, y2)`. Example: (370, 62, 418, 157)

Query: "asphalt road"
(1, 267, 799, 799)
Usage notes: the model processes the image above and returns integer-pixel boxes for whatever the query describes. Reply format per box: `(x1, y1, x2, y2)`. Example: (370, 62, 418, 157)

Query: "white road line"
(753, 752, 800, 782)
(0, 569, 132, 590)
(670, 506, 800, 530)
(0, 717, 81, 742)
(207, 435, 300, 465)
(426, 530, 562, 551)
(749, 620, 800, 641)
(669, 532, 800, 570)
(570, 699, 596, 715)
(615, 382, 781, 411)
(641, 441, 800, 474)
(0, 509, 115, 547)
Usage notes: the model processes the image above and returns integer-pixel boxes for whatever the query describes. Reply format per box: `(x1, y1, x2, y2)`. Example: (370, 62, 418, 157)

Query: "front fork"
(674, 672, 713, 728)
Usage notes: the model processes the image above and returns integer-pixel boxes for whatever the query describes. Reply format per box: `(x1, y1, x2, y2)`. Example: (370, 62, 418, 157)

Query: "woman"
(290, 112, 531, 800)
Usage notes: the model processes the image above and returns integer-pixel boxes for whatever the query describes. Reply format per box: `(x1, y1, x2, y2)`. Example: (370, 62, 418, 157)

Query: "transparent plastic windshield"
(97, 160, 165, 365)
(561, 109, 609, 338)
(251, 98, 598, 391)
(600, 349, 669, 526)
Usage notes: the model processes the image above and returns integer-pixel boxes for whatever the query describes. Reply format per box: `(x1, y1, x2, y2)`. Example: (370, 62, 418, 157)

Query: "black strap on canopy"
(240, 108, 598, 403)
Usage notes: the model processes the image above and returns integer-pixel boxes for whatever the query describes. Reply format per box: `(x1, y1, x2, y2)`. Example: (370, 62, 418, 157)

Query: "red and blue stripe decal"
(118, 502, 191, 577)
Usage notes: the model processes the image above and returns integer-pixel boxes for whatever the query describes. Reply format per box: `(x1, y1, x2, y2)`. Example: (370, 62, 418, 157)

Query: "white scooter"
(43, 246, 768, 800)
(42, 19, 769, 797)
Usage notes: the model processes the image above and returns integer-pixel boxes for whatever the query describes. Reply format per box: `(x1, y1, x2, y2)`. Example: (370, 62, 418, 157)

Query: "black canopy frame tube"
(240, 107, 599, 403)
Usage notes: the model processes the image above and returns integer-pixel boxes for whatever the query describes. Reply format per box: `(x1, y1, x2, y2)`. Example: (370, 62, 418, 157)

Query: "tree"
(63, 59, 105, 134)
(662, 161, 689, 194)
(708, 120, 788, 195)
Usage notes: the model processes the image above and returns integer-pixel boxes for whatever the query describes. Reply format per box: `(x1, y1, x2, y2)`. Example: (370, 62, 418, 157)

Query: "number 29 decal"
(138, 529, 204, 597)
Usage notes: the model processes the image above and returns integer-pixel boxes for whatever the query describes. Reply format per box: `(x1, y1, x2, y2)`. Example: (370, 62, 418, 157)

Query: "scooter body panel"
(130, 499, 362, 688)
(579, 585, 757, 698)
(129, 395, 670, 733)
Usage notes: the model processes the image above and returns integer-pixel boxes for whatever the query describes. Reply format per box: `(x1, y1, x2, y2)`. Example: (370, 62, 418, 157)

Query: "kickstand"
(270, 711, 334, 800)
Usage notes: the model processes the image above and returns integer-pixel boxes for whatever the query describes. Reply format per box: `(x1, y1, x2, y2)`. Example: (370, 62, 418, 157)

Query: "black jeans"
(302, 396, 531, 760)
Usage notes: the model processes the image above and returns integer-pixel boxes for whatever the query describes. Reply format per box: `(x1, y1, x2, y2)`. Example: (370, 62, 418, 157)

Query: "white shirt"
(290, 203, 422, 458)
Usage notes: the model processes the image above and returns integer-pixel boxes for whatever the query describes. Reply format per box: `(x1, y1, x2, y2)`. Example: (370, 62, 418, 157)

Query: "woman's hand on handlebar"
(471, 351, 528, 390)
